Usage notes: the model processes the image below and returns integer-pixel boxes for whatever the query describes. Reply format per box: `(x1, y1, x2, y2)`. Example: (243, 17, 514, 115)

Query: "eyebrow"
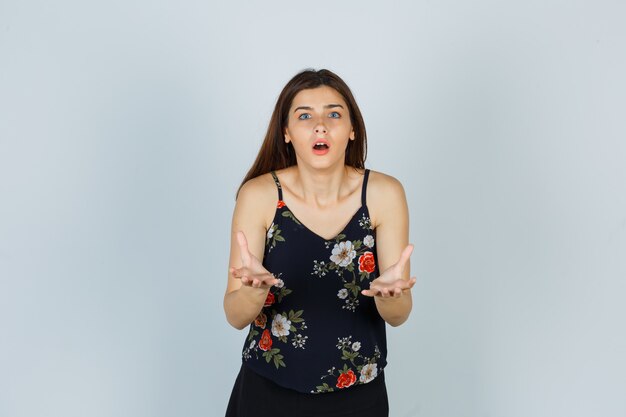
(293, 104, 345, 113)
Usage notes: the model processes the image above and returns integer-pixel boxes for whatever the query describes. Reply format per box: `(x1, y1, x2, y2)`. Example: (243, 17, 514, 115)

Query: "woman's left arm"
(361, 174, 416, 327)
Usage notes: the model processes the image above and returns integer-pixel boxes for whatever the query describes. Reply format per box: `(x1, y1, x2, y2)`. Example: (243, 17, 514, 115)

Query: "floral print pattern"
(267, 200, 305, 253)
(336, 369, 357, 388)
(312, 335, 382, 393)
(310, 213, 377, 312)
(271, 313, 291, 337)
(242, 273, 309, 369)
(242, 170, 386, 394)
(281, 207, 302, 226)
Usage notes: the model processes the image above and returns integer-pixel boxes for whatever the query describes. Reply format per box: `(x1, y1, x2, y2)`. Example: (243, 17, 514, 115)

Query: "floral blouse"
(241, 168, 387, 394)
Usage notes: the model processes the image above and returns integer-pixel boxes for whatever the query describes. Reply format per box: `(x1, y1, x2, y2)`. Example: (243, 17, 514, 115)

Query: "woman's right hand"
(229, 230, 279, 289)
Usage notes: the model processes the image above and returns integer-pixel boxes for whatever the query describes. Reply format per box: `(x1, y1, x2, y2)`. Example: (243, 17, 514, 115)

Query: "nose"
(314, 123, 327, 134)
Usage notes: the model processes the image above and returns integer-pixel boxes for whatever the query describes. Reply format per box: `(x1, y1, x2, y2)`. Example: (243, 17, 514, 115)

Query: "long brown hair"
(235, 68, 367, 200)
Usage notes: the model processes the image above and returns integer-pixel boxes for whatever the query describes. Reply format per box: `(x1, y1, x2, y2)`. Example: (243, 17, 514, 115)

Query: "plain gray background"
(1, 1, 625, 416)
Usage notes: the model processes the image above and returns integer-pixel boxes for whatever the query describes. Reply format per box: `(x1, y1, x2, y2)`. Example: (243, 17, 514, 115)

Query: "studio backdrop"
(1, 1, 625, 416)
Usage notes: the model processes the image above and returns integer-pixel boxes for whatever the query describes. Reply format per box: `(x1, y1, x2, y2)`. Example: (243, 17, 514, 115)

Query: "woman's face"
(284, 86, 355, 167)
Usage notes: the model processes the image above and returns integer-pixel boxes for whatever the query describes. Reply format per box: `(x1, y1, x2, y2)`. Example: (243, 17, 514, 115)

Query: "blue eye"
(329, 111, 341, 118)
(298, 113, 311, 120)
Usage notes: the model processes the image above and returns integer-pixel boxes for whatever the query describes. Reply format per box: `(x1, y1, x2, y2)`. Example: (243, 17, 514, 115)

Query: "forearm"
(223, 285, 269, 330)
(374, 289, 413, 327)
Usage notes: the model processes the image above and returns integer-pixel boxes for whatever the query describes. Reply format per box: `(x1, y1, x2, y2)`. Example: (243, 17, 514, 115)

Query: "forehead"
(290, 86, 348, 109)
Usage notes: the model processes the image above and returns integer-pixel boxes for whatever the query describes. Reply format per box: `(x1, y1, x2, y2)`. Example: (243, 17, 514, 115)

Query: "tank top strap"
(361, 168, 370, 207)
(270, 170, 283, 201)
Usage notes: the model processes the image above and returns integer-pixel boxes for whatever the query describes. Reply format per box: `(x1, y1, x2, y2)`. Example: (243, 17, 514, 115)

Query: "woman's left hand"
(361, 244, 417, 298)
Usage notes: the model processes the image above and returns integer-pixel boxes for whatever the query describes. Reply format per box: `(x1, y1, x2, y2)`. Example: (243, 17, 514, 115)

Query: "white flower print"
(363, 234, 375, 248)
(358, 213, 372, 230)
(359, 363, 378, 383)
(267, 223, 275, 240)
(271, 313, 292, 337)
(342, 298, 359, 312)
(291, 334, 308, 349)
(242, 279, 308, 370)
(336, 336, 352, 350)
(337, 288, 348, 299)
(330, 240, 356, 267)
(311, 260, 328, 277)
(242, 348, 251, 360)
(315, 339, 382, 393)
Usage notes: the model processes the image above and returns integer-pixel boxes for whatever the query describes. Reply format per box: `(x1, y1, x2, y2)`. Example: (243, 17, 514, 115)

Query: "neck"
(291, 164, 355, 209)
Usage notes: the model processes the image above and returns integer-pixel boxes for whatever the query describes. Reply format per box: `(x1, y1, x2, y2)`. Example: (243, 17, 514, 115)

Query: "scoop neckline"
(274, 202, 368, 242)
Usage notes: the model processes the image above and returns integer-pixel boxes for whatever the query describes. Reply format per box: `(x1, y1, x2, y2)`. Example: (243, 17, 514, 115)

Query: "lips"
(312, 139, 330, 149)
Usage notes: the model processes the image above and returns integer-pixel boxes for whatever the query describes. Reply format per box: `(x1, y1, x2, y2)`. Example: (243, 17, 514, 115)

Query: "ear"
(284, 127, 291, 143)
(349, 127, 355, 141)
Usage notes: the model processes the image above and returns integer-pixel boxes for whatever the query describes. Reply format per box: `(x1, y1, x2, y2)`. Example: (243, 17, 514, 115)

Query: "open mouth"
(312, 140, 330, 150)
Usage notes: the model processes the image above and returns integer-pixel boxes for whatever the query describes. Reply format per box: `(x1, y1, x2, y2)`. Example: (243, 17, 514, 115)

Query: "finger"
(267, 274, 279, 286)
(250, 272, 277, 286)
(236, 230, 251, 265)
(399, 277, 417, 290)
(390, 276, 416, 289)
(361, 288, 378, 297)
(362, 283, 383, 297)
(256, 275, 270, 287)
(390, 279, 415, 297)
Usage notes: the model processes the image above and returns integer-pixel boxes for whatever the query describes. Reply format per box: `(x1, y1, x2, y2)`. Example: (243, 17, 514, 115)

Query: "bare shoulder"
(235, 172, 280, 231)
(226, 173, 278, 295)
(366, 169, 408, 228)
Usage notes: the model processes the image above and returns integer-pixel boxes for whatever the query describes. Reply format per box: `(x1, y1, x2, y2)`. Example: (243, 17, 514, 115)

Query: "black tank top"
(240, 168, 388, 394)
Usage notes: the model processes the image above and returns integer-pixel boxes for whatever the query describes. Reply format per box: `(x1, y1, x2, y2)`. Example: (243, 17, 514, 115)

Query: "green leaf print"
(276, 287, 292, 303)
(282, 210, 302, 225)
(262, 348, 286, 369)
(345, 282, 360, 298)
(266, 224, 286, 252)
(247, 328, 259, 342)
(315, 339, 381, 392)
(315, 383, 334, 393)
(273, 354, 285, 369)
(243, 280, 309, 368)
(341, 349, 358, 365)
(288, 309, 304, 323)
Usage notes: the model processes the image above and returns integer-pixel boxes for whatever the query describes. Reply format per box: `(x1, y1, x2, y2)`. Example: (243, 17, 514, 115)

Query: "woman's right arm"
(223, 180, 278, 330)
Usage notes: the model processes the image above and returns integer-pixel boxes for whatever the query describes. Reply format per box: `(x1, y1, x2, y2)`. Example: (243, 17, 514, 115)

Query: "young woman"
(224, 68, 416, 417)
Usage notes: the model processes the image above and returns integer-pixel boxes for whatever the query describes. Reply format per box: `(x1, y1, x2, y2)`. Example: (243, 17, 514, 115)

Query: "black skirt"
(225, 363, 389, 417)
